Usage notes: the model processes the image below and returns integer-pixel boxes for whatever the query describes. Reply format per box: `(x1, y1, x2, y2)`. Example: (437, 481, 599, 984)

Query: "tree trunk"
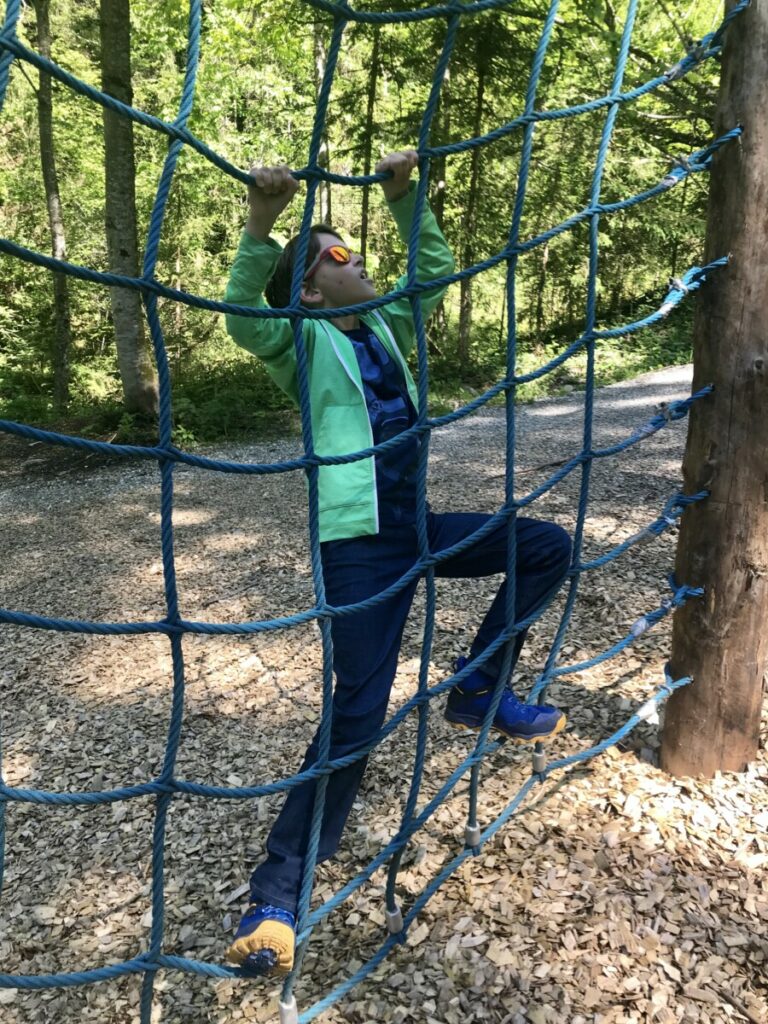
(457, 59, 486, 369)
(432, 63, 450, 232)
(534, 242, 549, 344)
(426, 59, 451, 348)
(359, 26, 380, 265)
(660, 0, 768, 778)
(99, 0, 158, 417)
(313, 22, 332, 225)
(33, 0, 71, 412)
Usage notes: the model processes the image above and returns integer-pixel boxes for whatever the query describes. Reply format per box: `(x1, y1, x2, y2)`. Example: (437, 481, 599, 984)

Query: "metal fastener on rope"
(385, 906, 404, 934)
(465, 823, 481, 849)
(629, 526, 654, 546)
(532, 750, 547, 774)
(630, 616, 649, 638)
(671, 154, 693, 172)
(664, 59, 686, 81)
(636, 698, 660, 725)
(279, 996, 299, 1024)
(635, 418, 658, 439)
(668, 276, 689, 294)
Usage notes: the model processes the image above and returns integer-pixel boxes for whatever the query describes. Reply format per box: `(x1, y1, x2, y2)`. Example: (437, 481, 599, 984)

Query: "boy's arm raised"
(225, 166, 301, 403)
(245, 165, 299, 242)
(377, 149, 419, 203)
(376, 152, 455, 355)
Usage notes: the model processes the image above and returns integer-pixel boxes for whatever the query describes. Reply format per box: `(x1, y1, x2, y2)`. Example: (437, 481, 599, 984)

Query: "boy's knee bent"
(548, 523, 572, 575)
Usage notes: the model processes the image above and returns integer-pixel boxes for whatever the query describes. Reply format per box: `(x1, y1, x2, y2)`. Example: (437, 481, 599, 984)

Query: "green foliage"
(0, 0, 724, 442)
(427, 300, 694, 412)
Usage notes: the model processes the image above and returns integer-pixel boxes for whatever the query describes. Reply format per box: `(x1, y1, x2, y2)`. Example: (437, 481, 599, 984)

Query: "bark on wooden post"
(33, 0, 72, 413)
(660, 0, 768, 778)
(359, 25, 380, 266)
(100, 0, 158, 418)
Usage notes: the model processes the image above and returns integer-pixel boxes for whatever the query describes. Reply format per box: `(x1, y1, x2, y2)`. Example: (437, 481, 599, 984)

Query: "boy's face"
(300, 232, 377, 309)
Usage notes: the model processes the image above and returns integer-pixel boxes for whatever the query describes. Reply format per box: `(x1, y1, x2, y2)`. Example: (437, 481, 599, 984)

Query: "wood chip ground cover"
(1, 366, 766, 1024)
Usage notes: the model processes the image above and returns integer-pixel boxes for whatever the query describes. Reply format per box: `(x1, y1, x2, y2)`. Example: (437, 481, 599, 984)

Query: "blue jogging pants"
(249, 511, 571, 912)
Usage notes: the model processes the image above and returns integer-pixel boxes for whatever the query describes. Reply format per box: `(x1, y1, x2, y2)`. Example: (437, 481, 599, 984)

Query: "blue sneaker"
(445, 658, 566, 743)
(225, 903, 296, 977)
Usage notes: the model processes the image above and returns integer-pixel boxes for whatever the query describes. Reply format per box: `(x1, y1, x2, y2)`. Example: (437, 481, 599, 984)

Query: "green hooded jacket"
(224, 184, 454, 542)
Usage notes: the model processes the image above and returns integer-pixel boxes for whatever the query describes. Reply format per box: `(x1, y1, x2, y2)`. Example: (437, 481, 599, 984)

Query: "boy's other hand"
(376, 150, 418, 202)
(246, 164, 300, 241)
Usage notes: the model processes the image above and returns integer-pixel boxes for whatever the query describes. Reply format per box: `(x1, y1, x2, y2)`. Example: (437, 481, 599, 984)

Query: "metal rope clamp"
(655, 401, 676, 423)
(636, 697, 660, 726)
(630, 615, 650, 638)
(279, 996, 299, 1024)
(465, 823, 481, 849)
(668, 276, 690, 295)
(663, 59, 687, 81)
(385, 905, 404, 934)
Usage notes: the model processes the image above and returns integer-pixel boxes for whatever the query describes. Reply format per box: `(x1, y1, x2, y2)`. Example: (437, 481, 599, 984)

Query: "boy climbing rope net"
(223, 150, 571, 977)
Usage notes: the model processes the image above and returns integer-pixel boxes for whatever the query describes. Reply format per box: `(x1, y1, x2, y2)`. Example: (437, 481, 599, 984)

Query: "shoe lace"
(497, 689, 553, 723)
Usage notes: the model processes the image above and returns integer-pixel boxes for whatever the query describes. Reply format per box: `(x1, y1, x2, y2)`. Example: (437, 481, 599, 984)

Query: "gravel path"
(1, 365, 766, 1024)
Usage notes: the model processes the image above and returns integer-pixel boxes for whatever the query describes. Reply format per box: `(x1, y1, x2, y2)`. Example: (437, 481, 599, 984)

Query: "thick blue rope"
(280, 8, 351, 998)
(137, 3, 204, 1016)
(0, 566, 704, 817)
(0, 258, 723, 482)
(0, 129, 739, 321)
(381, 8, 463, 928)
(540, 0, 641, 724)
(0, 0, 748, 1019)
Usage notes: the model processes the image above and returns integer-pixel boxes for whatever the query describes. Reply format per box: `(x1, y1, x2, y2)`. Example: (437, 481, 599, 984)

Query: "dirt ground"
(1, 365, 766, 1024)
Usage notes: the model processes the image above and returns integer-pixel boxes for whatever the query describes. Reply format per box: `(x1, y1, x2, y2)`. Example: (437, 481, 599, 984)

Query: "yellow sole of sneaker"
(226, 919, 295, 977)
(449, 713, 566, 745)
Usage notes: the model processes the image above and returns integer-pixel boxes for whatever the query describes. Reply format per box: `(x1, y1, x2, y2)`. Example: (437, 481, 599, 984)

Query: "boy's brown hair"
(265, 224, 340, 308)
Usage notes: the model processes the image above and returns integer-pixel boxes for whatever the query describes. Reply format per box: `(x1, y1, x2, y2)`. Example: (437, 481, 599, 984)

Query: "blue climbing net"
(0, 0, 749, 1020)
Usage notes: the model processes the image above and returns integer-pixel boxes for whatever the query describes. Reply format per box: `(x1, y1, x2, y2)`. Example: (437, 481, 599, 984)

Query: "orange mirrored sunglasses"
(304, 244, 352, 280)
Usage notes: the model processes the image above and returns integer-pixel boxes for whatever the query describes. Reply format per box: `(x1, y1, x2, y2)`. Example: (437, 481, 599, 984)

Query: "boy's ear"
(300, 281, 324, 306)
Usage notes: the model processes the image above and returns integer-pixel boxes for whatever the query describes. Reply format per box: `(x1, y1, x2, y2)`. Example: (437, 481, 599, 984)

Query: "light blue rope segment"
(0, 569, 703, 816)
(0, 131, 740, 320)
(0, 0, 747, 1019)
(0, 670, 692, 1001)
(280, 8, 351, 999)
(381, 7, 462, 931)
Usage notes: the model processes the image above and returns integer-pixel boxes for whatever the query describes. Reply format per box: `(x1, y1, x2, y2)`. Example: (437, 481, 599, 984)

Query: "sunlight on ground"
(146, 508, 218, 528)
(3, 750, 36, 787)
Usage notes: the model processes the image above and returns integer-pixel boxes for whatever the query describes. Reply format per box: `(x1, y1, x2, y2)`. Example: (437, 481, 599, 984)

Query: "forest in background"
(0, 0, 725, 442)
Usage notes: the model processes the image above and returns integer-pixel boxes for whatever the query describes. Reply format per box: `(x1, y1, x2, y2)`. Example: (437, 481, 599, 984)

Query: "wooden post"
(99, 0, 158, 418)
(33, 0, 72, 412)
(660, 0, 768, 778)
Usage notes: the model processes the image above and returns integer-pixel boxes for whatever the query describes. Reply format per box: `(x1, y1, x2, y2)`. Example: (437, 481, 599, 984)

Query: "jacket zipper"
(321, 322, 380, 533)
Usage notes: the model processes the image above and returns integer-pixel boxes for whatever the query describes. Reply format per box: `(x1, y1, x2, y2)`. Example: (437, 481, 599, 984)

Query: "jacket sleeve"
(224, 231, 300, 404)
(380, 182, 455, 358)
